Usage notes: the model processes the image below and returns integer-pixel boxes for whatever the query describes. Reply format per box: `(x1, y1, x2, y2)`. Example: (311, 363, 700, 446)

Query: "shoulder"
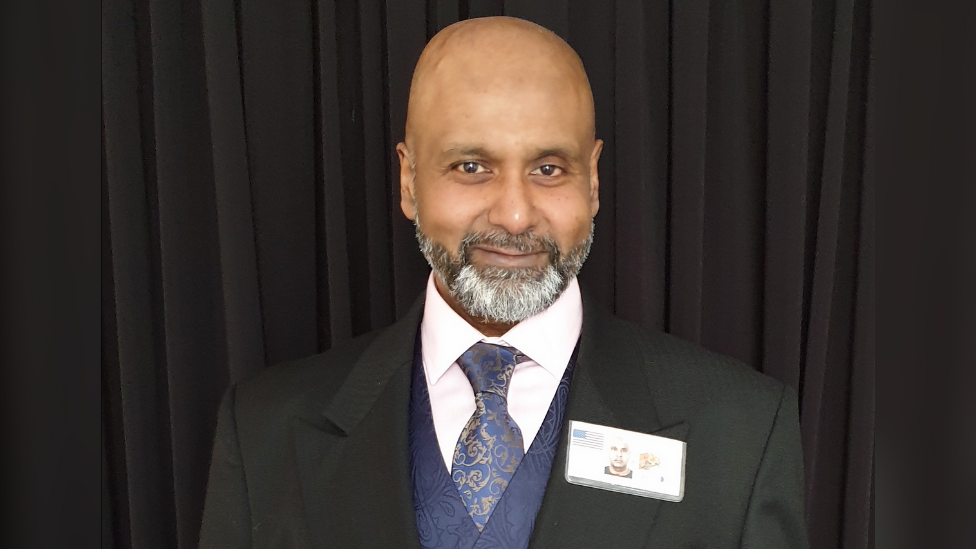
(640, 327, 789, 409)
(584, 303, 790, 419)
(228, 294, 426, 423)
(229, 329, 384, 422)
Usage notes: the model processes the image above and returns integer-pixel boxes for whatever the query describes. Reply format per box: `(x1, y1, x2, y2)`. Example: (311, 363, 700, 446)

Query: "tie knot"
(457, 342, 521, 396)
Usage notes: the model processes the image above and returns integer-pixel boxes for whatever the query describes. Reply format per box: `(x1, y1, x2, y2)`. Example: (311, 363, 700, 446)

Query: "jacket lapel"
(293, 297, 425, 549)
(530, 296, 689, 549)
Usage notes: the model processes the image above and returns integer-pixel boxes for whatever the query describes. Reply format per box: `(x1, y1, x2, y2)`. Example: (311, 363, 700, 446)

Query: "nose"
(486, 170, 537, 235)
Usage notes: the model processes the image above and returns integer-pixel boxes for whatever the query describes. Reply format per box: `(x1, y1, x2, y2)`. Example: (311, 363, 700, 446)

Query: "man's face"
(398, 42, 601, 324)
(607, 437, 630, 473)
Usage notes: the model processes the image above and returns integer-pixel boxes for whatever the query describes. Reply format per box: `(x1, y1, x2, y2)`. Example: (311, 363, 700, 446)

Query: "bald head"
(404, 17, 595, 151)
(395, 17, 603, 334)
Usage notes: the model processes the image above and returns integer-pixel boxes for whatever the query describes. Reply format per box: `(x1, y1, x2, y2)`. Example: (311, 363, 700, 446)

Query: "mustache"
(458, 231, 559, 262)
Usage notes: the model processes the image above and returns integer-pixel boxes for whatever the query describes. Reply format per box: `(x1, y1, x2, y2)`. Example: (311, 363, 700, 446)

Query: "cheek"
(414, 182, 484, 239)
(540, 194, 594, 245)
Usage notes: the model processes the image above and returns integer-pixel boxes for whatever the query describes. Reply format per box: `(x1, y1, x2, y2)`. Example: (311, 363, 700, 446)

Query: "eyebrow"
(440, 145, 492, 159)
(439, 145, 582, 163)
(535, 147, 583, 163)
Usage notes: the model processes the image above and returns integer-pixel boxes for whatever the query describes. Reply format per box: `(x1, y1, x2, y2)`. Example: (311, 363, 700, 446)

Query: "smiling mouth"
(470, 246, 548, 268)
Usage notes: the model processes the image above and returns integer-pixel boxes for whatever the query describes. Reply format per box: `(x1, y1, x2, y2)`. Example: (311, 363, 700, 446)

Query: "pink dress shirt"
(420, 273, 584, 470)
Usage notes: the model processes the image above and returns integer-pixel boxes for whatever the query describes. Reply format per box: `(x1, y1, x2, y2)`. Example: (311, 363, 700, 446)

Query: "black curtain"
(101, 0, 874, 547)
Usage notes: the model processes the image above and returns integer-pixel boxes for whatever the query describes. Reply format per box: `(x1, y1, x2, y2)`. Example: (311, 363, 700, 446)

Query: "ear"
(396, 142, 417, 221)
(588, 139, 603, 217)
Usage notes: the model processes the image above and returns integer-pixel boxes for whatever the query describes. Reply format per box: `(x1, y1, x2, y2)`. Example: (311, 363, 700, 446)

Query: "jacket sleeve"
(740, 386, 809, 549)
(198, 386, 252, 549)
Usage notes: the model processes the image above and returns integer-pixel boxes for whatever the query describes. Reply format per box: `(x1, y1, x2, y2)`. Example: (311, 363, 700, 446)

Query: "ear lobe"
(396, 142, 417, 221)
(400, 184, 417, 221)
(401, 196, 417, 221)
(589, 139, 603, 217)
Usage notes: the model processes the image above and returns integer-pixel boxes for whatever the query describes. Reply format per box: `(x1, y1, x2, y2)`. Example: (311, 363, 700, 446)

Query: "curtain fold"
(102, 0, 178, 545)
(201, 0, 266, 381)
(101, 1, 874, 547)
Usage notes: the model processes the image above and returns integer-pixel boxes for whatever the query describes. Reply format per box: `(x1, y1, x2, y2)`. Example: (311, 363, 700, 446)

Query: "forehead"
(410, 53, 592, 157)
(423, 86, 587, 156)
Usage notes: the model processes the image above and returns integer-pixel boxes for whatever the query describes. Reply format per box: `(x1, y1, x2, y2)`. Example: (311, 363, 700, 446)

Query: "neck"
(433, 275, 516, 338)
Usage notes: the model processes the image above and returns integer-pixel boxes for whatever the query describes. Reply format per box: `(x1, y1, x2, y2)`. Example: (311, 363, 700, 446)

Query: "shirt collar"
(420, 273, 583, 385)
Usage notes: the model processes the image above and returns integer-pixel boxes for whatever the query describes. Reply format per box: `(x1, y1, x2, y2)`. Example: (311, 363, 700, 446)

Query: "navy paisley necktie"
(451, 342, 525, 531)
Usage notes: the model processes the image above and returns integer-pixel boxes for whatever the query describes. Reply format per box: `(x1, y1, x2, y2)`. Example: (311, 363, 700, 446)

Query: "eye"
(532, 164, 563, 177)
(456, 161, 488, 174)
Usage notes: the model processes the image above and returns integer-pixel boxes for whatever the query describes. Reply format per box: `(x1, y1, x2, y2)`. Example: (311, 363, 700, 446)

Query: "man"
(605, 436, 633, 478)
(199, 16, 808, 549)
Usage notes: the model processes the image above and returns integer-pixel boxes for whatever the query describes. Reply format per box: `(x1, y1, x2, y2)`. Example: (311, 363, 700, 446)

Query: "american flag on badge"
(572, 428, 604, 449)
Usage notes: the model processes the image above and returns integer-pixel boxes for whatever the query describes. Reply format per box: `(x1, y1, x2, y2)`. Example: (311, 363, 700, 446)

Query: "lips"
(470, 246, 548, 268)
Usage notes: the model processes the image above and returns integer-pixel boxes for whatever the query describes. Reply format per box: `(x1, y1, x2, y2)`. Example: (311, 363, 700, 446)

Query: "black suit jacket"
(199, 293, 808, 548)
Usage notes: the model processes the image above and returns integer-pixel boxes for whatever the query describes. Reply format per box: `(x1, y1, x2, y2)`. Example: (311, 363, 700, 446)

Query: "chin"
(449, 263, 566, 324)
(414, 218, 595, 323)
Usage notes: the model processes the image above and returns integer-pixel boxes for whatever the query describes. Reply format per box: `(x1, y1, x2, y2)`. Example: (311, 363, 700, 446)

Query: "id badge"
(565, 420, 686, 502)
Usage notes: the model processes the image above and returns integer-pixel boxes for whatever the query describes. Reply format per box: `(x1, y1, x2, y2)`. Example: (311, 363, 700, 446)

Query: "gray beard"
(414, 220, 593, 324)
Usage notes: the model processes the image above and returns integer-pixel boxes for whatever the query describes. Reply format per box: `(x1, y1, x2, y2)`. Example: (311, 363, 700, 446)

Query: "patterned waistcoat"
(409, 337, 578, 549)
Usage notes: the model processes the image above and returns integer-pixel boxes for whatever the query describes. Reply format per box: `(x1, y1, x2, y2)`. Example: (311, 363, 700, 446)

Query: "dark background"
(101, 0, 874, 547)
